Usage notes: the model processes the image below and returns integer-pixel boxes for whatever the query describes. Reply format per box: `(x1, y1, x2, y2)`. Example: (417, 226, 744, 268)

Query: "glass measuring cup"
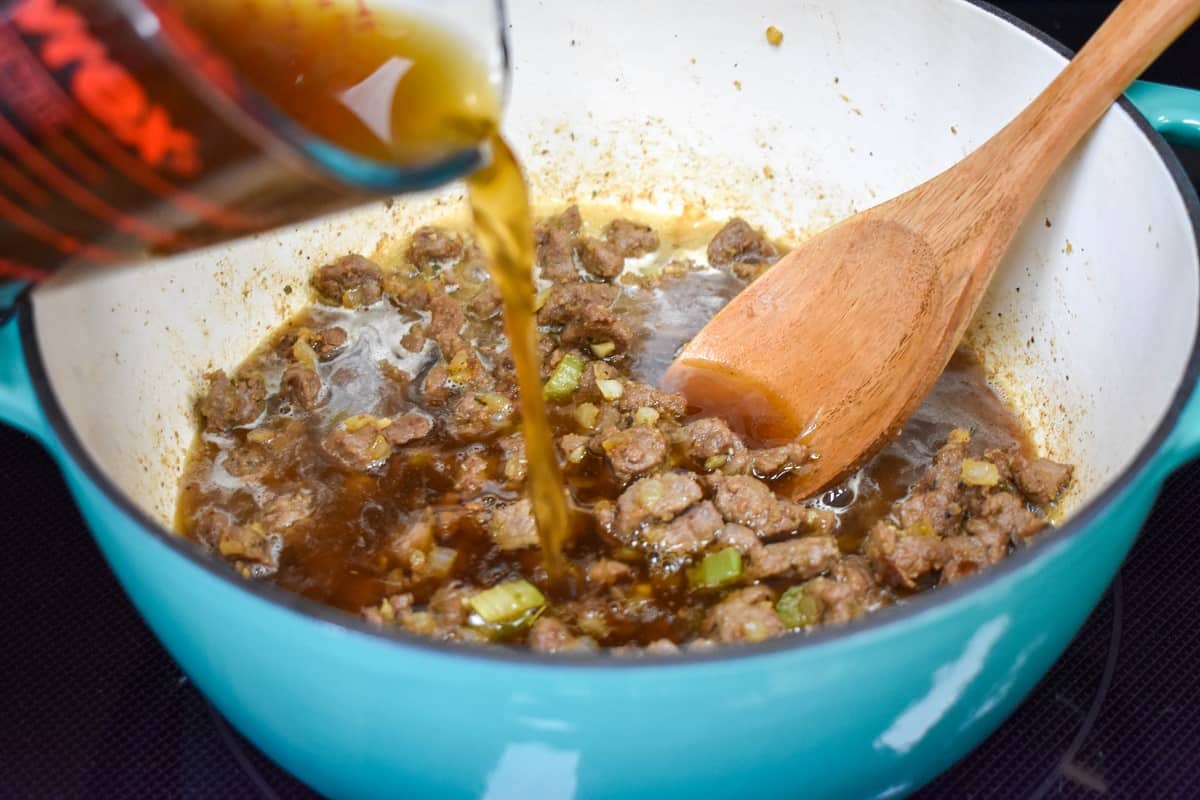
(0, 0, 507, 280)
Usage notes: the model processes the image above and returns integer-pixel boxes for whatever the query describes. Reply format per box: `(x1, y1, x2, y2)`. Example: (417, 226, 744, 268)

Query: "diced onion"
(590, 341, 617, 358)
(427, 546, 458, 578)
(634, 406, 660, 426)
(342, 414, 376, 432)
(960, 458, 1000, 487)
(574, 402, 600, 430)
(597, 379, 624, 401)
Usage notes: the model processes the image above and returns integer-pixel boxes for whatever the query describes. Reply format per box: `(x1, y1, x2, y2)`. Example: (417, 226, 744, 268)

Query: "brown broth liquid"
(171, 2, 571, 575)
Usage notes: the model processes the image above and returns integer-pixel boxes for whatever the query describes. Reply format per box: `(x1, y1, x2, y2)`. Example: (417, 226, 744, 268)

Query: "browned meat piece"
(966, 491, 1044, 552)
(192, 507, 233, 550)
(282, 363, 322, 410)
(708, 474, 805, 536)
(714, 523, 763, 555)
(529, 616, 578, 653)
(561, 306, 633, 353)
(420, 364, 456, 407)
(801, 506, 837, 536)
(864, 521, 947, 589)
(1011, 454, 1073, 504)
(362, 593, 413, 627)
(490, 498, 539, 550)
(199, 370, 265, 431)
(400, 324, 426, 353)
(260, 490, 314, 530)
(554, 205, 583, 233)
(576, 236, 625, 279)
(604, 218, 659, 258)
(312, 327, 348, 358)
(642, 501, 723, 555)
(406, 225, 463, 269)
(498, 433, 527, 485)
(616, 382, 688, 417)
(743, 442, 810, 477)
(321, 417, 392, 471)
(600, 426, 668, 479)
(924, 430, 972, 492)
(217, 524, 277, 568)
(940, 535, 990, 584)
(706, 219, 779, 277)
(223, 443, 270, 480)
(383, 413, 433, 447)
(387, 515, 435, 565)
(536, 225, 578, 282)
(896, 489, 963, 538)
(383, 271, 433, 310)
(794, 560, 877, 626)
(538, 282, 620, 326)
(587, 559, 632, 586)
(534, 206, 583, 283)
(444, 392, 513, 442)
(312, 254, 384, 307)
(746, 535, 840, 580)
(677, 417, 739, 460)
(455, 451, 491, 494)
(428, 293, 467, 351)
(467, 285, 502, 319)
(427, 581, 473, 629)
(702, 585, 785, 643)
(378, 361, 412, 391)
(811, 555, 880, 624)
(614, 472, 704, 539)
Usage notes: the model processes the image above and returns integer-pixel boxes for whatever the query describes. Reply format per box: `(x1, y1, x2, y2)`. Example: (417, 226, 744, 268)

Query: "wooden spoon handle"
(986, 0, 1200, 190)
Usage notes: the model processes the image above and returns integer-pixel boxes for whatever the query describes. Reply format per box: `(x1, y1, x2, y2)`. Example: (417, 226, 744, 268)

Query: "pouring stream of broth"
(173, 1, 569, 579)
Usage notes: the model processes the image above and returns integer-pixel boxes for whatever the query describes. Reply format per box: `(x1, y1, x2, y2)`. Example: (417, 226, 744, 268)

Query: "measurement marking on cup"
(0, 18, 270, 232)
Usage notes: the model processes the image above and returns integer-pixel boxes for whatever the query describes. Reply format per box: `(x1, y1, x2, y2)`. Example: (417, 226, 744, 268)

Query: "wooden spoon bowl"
(664, 0, 1200, 498)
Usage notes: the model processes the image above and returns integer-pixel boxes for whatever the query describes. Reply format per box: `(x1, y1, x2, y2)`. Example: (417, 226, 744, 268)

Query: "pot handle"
(1126, 81, 1200, 468)
(1125, 80, 1200, 147)
(0, 288, 51, 443)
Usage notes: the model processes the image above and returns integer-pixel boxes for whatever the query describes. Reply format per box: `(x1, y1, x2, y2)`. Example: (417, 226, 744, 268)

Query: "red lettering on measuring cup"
(10, 0, 200, 176)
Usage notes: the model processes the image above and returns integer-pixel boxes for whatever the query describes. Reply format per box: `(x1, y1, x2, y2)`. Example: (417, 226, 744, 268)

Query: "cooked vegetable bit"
(688, 547, 743, 588)
(468, 579, 547, 624)
(544, 352, 586, 400)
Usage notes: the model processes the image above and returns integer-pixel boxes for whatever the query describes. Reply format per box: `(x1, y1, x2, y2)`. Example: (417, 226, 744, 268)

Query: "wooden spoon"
(663, 0, 1200, 498)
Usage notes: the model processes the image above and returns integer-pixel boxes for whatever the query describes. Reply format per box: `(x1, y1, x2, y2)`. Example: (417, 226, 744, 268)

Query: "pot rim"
(19, 0, 1200, 670)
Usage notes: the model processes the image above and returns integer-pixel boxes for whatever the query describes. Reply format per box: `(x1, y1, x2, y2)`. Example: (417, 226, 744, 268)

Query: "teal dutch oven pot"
(2, 1, 1200, 797)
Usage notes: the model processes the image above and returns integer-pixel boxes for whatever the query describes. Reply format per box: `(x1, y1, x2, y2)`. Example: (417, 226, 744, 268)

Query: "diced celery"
(543, 353, 585, 400)
(776, 585, 822, 628)
(467, 579, 546, 624)
(687, 547, 743, 588)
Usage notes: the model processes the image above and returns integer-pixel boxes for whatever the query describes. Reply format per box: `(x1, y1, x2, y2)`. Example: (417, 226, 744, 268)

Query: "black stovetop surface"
(3, 3, 1199, 798)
